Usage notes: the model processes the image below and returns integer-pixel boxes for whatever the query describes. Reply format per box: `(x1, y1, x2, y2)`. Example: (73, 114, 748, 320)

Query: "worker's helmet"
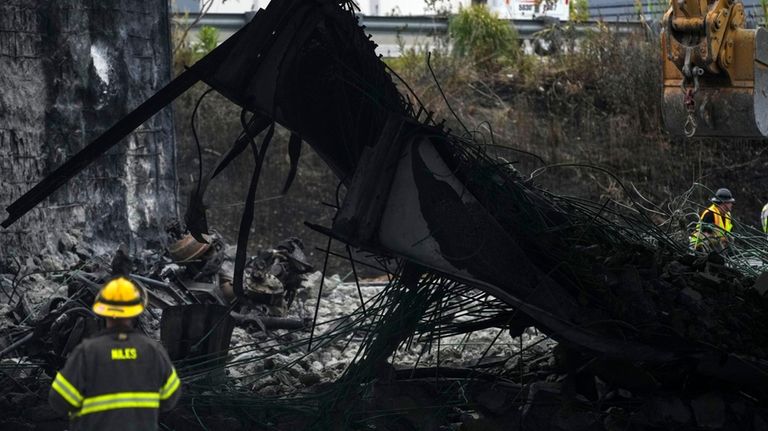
(92, 277, 145, 318)
(711, 188, 736, 204)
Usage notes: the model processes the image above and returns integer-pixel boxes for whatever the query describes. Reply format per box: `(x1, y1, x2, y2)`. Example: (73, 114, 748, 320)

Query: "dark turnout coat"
(49, 328, 181, 431)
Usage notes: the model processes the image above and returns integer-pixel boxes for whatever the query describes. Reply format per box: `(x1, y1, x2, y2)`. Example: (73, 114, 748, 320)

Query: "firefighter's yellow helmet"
(92, 277, 145, 318)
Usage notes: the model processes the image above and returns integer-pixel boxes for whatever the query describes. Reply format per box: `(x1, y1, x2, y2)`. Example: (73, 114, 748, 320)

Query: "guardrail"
(171, 12, 648, 40)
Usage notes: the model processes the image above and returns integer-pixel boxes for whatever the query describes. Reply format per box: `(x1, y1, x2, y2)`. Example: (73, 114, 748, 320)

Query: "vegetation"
(448, 5, 520, 69)
(172, 25, 220, 74)
(570, 0, 590, 22)
(761, 0, 768, 26)
(194, 25, 220, 56)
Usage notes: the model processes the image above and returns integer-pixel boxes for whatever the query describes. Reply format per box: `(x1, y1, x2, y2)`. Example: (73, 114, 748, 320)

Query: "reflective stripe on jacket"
(690, 204, 732, 248)
(762, 203, 768, 233)
(49, 328, 181, 431)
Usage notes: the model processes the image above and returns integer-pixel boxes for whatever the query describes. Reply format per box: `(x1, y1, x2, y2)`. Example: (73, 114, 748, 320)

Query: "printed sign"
(488, 0, 570, 21)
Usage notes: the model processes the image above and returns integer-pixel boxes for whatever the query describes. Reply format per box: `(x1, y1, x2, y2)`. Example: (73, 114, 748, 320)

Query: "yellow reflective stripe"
(82, 391, 160, 406)
(160, 375, 180, 400)
(78, 401, 160, 417)
(706, 205, 732, 233)
(76, 392, 160, 417)
(53, 373, 83, 406)
(692, 206, 730, 245)
(161, 369, 178, 392)
(52, 380, 81, 408)
(762, 204, 768, 233)
(159, 369, 179, 400)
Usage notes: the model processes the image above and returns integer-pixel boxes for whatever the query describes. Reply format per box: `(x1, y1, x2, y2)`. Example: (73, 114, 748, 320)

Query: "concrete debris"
(691, 392, 726, 429)
(0, 221, 317, 372)
(302, 271, 342, 299)
(522, 382, 563, 429)
(4, 153, 768, 429)
(753, 271, 768, 296)
(644, 395, 692, 427)
(756, 414, 768, 431)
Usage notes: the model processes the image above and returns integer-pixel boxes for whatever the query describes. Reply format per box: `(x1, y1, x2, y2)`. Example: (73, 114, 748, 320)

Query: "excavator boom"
(661, 0, 768, 137)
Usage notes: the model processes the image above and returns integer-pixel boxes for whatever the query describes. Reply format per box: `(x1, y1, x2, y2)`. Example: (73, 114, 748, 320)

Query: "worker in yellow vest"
(690, 188, 734, 252)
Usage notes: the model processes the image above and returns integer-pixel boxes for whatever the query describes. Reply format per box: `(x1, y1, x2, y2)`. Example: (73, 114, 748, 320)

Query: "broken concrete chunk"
(691, 392, 725, 429)
(678, 287, 703, 306)
(551, 408, 601, 431)
(603, 407, 629, 431)
(303, 271, 342, 298)
(298, 372, 321, 387)
(0, 419, 34, 431)
(755, 413, 768, 431)
(730, 400, 747, 418)
(475, 388, 508, 414)
(21, 404, 59, 422)
(56, 232, 78, 253)
(752, 271, 768, 296)
(664, 260, 689, 276)
(643, 396, 692, 427)
(522, 382, 561, 429)
(694, 271, 723, 288)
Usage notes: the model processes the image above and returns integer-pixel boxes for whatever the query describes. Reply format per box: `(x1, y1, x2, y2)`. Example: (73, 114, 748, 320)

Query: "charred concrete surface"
(0, 0, 176, 256)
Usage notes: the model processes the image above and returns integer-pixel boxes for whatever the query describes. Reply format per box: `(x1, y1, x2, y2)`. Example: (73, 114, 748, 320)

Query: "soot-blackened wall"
(0, 0, 177, 256)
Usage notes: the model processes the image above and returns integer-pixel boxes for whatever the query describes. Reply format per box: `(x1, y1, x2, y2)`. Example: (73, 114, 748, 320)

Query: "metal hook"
(684, 114, 697, 137)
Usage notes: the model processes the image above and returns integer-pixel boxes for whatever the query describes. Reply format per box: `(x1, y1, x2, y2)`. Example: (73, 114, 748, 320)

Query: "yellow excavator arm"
(662, 0, 768, 137)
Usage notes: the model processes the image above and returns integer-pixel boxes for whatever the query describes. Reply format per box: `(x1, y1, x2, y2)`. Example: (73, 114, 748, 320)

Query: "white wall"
(362, 0, 475, 15)
(202, 0, 473, 15)
(205, 0, 257, 13)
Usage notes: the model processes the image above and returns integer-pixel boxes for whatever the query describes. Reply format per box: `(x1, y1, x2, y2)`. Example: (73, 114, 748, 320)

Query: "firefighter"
(690, 188, 734, 252)
(49, 277, 181, 430)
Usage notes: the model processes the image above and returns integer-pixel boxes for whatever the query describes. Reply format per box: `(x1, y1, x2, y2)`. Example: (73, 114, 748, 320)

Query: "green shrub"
(448, 5, 519, 68)
(570, 0, 590, 22)
(172, 24, 220, 75)
(195, 26, 220, 56)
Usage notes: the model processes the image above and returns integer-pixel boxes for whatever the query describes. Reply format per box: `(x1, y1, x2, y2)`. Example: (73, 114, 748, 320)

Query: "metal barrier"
(171, 12, 647, 40)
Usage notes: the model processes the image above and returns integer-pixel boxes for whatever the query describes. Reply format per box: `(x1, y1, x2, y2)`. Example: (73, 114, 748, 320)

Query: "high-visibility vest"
(690, 204, 732, 248)
(761, 203, 768, 233)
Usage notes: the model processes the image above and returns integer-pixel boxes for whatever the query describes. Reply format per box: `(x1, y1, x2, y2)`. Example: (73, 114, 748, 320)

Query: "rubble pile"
(2, 220, 768, 431)
(4, 166, 768, 430)
(585, 244, 768, 358)
(0, 232, 559, 430)
(301, 268, 768, 431)
(0, 224, 324, 424)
